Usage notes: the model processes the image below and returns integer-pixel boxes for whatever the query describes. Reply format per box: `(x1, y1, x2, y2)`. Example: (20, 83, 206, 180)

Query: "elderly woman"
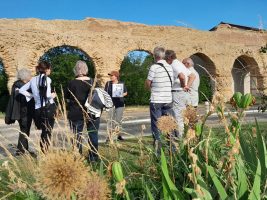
(65, 60, 100, 162)
(5, 68, 35, 155)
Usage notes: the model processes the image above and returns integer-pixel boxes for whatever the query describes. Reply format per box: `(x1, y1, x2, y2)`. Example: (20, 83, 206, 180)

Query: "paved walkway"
(0, 104, 265, 158)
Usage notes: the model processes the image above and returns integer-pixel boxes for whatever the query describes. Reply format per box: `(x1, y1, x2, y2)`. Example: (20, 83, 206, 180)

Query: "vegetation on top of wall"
(259, 43, 267, 53)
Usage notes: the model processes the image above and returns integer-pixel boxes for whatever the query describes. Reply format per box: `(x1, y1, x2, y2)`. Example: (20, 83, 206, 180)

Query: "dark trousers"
(87, 116, 100, 161)
(38, 104, 56, 152)
(69, 115, 100, 161)
(17, 116, 32, 153)
(150, 102, 173, 154)
(70, 120, 84, 154)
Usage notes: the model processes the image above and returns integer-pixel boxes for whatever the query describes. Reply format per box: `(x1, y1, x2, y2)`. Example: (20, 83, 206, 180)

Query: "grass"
(0, 119, 266, 199)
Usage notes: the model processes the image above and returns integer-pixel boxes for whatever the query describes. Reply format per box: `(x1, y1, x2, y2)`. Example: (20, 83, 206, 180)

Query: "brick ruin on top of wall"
(0, 18, 267, 99)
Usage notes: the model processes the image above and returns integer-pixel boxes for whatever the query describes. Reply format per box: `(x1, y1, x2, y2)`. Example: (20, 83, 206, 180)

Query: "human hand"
(52, 92, 57, 98)
(183, 86, 190, 92)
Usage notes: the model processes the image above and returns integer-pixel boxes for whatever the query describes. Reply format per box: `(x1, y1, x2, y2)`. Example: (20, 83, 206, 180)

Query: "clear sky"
(0, 0, 266, 30)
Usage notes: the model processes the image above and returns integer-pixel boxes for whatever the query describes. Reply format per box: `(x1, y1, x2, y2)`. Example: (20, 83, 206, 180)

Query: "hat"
(108, 70, 119, 78)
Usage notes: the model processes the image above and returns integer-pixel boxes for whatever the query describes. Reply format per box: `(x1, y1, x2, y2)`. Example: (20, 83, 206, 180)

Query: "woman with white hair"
(5, 68, 35, 155)
(65, 60, 100, 162)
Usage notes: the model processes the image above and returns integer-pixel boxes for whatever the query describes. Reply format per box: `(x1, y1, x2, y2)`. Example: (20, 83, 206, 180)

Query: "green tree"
(198, 75, 213, 102)
(40, 46, 95, 99)
(120, 53, 153, 105)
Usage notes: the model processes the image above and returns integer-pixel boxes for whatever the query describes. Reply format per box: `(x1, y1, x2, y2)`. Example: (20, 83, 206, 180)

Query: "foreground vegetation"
(0, 92, 267, 199)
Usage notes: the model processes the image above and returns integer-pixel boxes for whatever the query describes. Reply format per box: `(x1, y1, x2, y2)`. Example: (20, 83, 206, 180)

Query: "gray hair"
(183, 58, 194, 67)
(153, 47, 165, 60)
(73, 60, 88, 77)
(17, 68, 32, 82)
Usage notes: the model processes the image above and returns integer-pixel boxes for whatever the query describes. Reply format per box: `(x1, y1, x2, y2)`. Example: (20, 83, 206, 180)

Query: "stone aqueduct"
(0, 18, 267, 99)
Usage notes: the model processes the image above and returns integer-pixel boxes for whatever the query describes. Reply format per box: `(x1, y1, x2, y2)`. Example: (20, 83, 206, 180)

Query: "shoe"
(117, 135, 125, 141)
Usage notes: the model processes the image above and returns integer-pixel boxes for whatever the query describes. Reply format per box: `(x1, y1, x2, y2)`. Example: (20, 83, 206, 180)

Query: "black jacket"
(5, 80, 34, 124)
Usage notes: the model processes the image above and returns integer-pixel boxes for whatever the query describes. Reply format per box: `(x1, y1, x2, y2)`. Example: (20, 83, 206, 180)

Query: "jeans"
(87, 115, 100, 161)
(70, 120, 84, 154)
(150, 102, 173, 144)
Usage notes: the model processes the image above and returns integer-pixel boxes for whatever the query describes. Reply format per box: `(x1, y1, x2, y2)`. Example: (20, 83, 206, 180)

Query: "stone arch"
(38, 45, 97, 95)
(119, 49, 153, 105)
(189, 52, 217, 99)
(231, 55, 263, 95)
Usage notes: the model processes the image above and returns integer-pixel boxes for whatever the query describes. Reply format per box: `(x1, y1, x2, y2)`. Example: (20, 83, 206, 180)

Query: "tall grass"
(0, 92, 266, 199)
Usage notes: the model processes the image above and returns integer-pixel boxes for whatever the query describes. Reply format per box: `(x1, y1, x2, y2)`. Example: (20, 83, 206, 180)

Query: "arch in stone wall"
(119, 49, 153, 105)
(38, 45, 96, 95)
(190, 52, 217, 94)
(231, 55, 263, 95)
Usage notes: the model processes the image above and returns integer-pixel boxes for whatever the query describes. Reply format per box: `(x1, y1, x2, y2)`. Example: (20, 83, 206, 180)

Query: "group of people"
(5, 46, 199, 160)
(6, 60, 127, 162)
(145, 47, 199, 151)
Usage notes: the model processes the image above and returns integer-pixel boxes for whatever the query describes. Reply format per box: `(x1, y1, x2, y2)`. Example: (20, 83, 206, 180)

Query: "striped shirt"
(147, 60, 173, 103)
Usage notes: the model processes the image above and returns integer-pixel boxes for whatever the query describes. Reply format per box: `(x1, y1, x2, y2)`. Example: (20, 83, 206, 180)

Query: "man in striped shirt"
(145, 47, 173, 153)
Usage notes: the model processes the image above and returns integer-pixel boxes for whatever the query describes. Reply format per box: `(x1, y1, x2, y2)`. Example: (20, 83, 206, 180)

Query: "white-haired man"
(183, 57, 200, 107)
(145, 47, 173, 153)
(165, 50, 195, 137)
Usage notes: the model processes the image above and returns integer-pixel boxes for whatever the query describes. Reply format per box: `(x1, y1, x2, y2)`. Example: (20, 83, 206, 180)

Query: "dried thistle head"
(79, 172, 111, 200)
(157, 115, 177, 135)
(183, 106, 198, 127)
(36, 150, 89, 200)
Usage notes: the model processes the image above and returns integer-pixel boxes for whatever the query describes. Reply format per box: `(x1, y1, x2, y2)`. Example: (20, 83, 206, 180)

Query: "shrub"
(199, 75, 213, 102)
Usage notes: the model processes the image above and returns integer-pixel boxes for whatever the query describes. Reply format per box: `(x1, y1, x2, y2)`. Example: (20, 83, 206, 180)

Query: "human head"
(153, 47, 165, 61)
(182, 58, 194, 68)
(73, 60, 88, 77)
(165, 50, 177, 64)
(108, 70, 119, 81)
(36, 61, 51, 75)
(17, 68, 32, 83)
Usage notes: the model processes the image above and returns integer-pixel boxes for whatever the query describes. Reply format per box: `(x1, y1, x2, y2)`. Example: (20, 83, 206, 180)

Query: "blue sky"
(0, 0, 266, 30)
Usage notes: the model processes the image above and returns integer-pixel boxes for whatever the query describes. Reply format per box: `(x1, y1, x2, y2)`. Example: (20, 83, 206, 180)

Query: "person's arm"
(186, 73, 196, 89)
(145, 79, 152, 90)
(46, 78, 56, 99)
(178, 72, 186, 88)
(19, 81, 33, 102)
(145, 65, 155, 90)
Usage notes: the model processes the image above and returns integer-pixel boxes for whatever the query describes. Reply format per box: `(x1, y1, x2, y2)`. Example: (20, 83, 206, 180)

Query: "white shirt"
(19, 74, 55, 109)
(147, 60, 173, 103)
(188, 67, 200, 92)
(171, 59, 192, 90)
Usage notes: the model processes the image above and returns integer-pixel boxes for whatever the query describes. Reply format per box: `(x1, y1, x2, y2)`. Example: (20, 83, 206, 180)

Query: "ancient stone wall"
(0, 18, 267, 99)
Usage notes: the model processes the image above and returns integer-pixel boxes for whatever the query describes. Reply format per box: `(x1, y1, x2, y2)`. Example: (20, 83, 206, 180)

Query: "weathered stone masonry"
(0, 18, 266, 99)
